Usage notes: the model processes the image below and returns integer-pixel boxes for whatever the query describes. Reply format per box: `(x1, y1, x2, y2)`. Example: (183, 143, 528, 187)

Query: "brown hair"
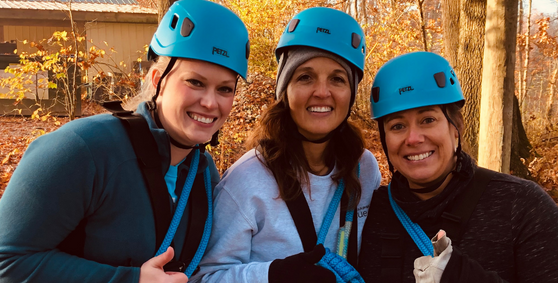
(247, 93, 365, 209)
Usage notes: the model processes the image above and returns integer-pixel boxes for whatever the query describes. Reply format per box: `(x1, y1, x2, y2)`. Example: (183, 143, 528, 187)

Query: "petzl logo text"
(212, 47, 229, 58)
(399, 86, 414, 94)
(316, 27, 331, 34)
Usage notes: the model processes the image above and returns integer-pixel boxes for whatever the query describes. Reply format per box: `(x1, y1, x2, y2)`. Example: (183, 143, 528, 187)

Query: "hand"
(268, 244, 336, 283)
(139, 247, 189, 283)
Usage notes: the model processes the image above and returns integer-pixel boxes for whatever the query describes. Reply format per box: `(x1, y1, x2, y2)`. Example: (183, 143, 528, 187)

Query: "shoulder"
(358, 149, 382, 188)
(216, 149, 276, 193)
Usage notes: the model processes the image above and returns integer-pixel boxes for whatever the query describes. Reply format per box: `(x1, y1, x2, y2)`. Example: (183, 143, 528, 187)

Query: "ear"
(151, 69, 161, 89)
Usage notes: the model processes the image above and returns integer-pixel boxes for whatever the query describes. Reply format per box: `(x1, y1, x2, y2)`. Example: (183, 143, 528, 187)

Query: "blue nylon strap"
(388, 183, 434, 257)
(316, 179, 345, 245)
(184, 166, 213, 277)
(156, 149, 200, 257)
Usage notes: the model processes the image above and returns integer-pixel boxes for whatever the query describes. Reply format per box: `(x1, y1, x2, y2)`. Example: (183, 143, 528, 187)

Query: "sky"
(532, 0, 558, 15)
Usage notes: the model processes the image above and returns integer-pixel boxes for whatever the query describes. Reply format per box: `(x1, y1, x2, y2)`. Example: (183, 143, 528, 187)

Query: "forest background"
(0, 0, 557, 202)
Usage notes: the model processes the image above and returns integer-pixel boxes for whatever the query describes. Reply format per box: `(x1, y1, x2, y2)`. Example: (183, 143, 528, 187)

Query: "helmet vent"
(362, 45, 365, 54)
(371, 87, 380, 103)
(170, 14, 179, 30)
(288, 19, 300, 33)
(181, 18, 195, 37)
(450, 78, 455, 85)
(351, 33, 361, 49)
(434, 72, 446, 88)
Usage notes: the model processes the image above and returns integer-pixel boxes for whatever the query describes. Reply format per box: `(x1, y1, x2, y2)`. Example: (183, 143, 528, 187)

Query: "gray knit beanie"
(276, 47, 354, 101)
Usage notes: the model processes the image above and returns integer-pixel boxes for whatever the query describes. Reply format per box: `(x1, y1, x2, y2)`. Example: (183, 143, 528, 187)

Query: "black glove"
(268, 244, 336, 283)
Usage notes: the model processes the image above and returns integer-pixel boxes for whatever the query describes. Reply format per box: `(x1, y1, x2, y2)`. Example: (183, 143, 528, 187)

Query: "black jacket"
(358, 153, 558, 283)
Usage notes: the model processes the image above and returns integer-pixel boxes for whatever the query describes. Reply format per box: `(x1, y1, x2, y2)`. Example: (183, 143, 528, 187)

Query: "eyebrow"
(293, 67, 347, 76)
(384, 107, 439, 124)
(184, 71, 236, 85)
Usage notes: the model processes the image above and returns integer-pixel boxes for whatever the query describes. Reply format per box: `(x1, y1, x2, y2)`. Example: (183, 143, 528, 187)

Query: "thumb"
(148, 247, 175, 269)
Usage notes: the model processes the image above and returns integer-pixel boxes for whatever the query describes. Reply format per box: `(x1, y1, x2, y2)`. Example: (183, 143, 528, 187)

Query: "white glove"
(413, 230, 453, 283)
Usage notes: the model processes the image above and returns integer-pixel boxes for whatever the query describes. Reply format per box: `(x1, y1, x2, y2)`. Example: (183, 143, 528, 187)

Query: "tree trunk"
(517, 0, 524, 101)
(547, 68, 557, 122)
(510, 94, 531, 178)
(478, 0, 518, 173)
(441, 0, 461, 67)
(158, 0, 178, 23)
(520, 0, 532, 113)
(456, 0, 487, 159)
(418, 0, 428, 51)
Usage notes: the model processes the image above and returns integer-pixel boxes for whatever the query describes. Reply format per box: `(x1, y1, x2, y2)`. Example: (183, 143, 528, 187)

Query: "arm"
(0, 130, 139, 283)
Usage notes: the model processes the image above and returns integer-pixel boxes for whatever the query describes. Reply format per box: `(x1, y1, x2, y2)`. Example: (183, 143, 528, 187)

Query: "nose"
(200, 89, 218, 110)
(405, 124, 424, 146)
(313, 79, 331, 99)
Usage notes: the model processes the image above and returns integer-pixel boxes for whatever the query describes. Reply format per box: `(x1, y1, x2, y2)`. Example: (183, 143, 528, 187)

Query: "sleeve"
(203, 151, 221, 188)
(510, 181, 558, 282)
(441, 180, 558, 283)
(192, 183, 272, 283)
(0, 130, 140, 283)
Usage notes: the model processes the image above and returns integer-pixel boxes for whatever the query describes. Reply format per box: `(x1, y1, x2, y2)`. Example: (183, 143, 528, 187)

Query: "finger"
(149, 247, 175, 269)
(167, 271, 189, 282)
(437, 229, 446, 240)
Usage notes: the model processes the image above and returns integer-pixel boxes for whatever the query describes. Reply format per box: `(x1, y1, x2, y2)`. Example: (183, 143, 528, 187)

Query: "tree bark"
(478, 0, 518, 173)
(456, 0, 487, 159)
(441, 0, 461, 67)
(517, 0, 524, 101)
(520, 0, 532, 113)
(158, 0, 178, 23)
(547, 68, 557, 122)
(418, 0, 429, 51)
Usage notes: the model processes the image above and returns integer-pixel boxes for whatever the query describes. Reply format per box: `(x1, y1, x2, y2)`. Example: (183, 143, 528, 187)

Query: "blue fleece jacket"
(0, 102, 220, 283)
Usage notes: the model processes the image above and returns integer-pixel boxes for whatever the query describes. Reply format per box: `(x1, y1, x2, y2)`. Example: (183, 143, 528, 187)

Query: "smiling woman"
(358, 51, 558, 283)
(193, 7, 382, 283)
(0, 0, 250, 282)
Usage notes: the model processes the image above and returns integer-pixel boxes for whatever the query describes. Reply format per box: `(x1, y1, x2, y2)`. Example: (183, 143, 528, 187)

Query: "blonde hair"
(123, 56, 171, 110)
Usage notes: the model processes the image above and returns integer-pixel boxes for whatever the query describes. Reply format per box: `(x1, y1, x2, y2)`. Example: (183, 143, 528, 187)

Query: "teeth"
(189, 113, 214, 124)
(308, 106, 332, 113)
(406, 151, 433, 161)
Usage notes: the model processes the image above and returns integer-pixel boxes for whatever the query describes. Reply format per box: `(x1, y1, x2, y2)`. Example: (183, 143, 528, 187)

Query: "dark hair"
(247, 93, 365, 209)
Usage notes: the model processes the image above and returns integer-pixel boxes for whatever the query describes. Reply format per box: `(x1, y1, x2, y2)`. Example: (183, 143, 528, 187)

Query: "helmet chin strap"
(148, 57, 222, 153)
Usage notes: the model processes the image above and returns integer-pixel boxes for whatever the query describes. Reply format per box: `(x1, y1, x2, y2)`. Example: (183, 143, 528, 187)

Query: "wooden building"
(0, 0, 157, 116)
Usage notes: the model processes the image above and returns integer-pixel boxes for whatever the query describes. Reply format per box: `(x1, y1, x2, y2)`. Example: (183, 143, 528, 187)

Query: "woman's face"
(286, 57, 351, 140)
(383, 106, 458, 188)
(154, 58, 237, 146)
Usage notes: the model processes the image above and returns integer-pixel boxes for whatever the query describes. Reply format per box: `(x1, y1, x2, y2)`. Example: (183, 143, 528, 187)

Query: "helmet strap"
(440, 105, 463, 173)
(378, 121, 395, 173)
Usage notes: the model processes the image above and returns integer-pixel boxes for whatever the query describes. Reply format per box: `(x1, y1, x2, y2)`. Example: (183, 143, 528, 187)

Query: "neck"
(302, 140, 329, 175)
(409, 171, 454, 201)
(170, 144, 192, 166)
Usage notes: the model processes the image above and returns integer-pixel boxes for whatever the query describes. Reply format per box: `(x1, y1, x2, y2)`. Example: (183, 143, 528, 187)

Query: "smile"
(188, 112, 216, 124)
(308, 106, 332, 113)
(405, 151, 434, 161)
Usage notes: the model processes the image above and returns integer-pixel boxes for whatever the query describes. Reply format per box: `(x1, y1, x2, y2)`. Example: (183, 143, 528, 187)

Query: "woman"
(358, 51, 558, 282)
(0, 0, 249, 282)
(193, 7, 381, 283)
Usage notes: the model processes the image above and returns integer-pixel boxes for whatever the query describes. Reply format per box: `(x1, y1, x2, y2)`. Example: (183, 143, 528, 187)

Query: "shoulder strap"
(441, 167, 496, 245)
(285, 190, 359, 266)
(102, 101, 171, 254)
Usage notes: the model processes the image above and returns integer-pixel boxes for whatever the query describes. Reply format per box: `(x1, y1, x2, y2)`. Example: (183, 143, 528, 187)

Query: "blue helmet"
(370, 51, 465, 120)
(149, 0, 250, 79)
(275, 7, 366, 81)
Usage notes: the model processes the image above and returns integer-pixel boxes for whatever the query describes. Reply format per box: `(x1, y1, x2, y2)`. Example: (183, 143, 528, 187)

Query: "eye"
(218, 86, 234, 94)
(296, 74, 312, 82)
(332, 76, 347, 84)
(186, 79, 203, 88)
(422, 117, 436, 124)
(390, 123, 405, 131)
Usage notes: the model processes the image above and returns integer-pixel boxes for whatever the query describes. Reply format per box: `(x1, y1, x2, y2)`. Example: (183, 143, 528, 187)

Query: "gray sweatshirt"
(192, 149, 381, 282)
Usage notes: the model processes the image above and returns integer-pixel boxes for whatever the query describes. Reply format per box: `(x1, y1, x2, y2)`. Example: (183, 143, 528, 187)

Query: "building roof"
(0, 0, 156, 14)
